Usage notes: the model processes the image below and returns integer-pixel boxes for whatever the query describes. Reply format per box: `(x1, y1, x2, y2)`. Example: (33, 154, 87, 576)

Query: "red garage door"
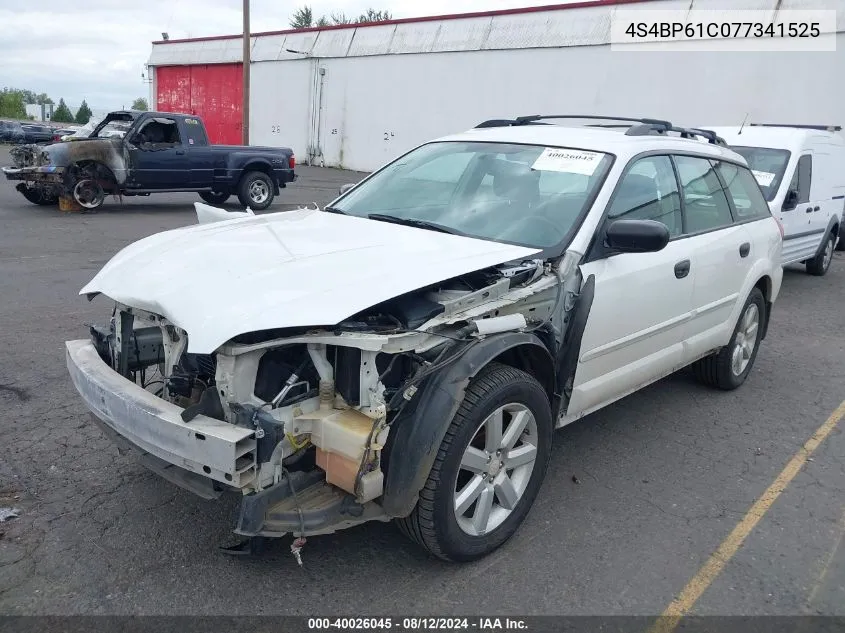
(156, 64, 243, 145)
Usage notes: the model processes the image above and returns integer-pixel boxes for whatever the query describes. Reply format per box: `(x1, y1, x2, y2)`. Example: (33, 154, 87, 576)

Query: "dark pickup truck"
(2, 110, 296, 210)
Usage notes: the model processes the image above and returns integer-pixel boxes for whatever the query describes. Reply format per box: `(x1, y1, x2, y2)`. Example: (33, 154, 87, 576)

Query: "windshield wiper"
(323, 206, 346, 214)
(367, 213, 462, 235)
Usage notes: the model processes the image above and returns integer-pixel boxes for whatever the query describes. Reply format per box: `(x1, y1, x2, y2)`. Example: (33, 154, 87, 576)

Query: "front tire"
(693, 287, 766, 391)
(396, 363, 553, 562)
(17, 184, 57, 206)
(806, 232, 836, 276)
(237, 171, 275, 211)
(199, 191, 230, 205)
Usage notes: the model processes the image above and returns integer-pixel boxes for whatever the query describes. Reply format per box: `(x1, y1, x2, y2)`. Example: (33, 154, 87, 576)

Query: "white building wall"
(248, 34, 845, 172)
(150, 0, 845, 172)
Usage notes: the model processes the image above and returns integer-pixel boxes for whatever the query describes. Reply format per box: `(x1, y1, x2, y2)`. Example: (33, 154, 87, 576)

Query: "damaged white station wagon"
(66, 115, 784, 562)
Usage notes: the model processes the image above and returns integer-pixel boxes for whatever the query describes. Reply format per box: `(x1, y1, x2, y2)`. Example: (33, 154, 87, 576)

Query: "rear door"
(565, 154, 694, 419)
(674, 155, 754, 358)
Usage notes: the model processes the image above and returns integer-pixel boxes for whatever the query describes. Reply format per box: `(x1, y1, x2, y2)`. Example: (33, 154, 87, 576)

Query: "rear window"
(715, 161, 772, 221)
(730, 146, 791, 201)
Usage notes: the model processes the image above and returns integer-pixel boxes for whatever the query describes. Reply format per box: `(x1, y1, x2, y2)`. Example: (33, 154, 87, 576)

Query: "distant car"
(0, 121, 25, 143)
(20, 124, 55, 144)
(52, 128, 79, 142)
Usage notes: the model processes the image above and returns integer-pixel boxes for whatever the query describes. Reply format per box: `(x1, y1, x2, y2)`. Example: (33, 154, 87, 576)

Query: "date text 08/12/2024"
(307, 618, 529, 631)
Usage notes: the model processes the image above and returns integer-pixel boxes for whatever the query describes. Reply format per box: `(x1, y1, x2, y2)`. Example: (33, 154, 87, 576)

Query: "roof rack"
(474, 115, 727, 145)
(749, 123, 842, 132)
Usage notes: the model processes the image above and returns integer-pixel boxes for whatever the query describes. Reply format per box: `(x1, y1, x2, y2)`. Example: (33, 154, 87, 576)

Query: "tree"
(357, 9, 391, 22)
(131, 97, 149, 111)
(316, 15, 330, 27)
(51, 98, 75, 123)
(75, 99, 93, 124)
(36, 93, 53, 105)
(290, 5, 314, 28)
(0, 89, 27, 119)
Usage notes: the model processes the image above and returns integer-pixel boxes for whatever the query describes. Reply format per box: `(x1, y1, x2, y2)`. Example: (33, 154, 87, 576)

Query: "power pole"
(242, 0, 250, 145)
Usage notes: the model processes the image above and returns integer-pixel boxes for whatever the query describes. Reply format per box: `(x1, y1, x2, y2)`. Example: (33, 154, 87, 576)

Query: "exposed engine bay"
(81, 253, 574, 539)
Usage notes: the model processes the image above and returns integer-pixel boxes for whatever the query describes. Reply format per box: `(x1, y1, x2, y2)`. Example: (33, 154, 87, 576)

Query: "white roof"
(148, 0, 845, 66)
(436, 123, 748, 164)
(705, 125, 845, 152)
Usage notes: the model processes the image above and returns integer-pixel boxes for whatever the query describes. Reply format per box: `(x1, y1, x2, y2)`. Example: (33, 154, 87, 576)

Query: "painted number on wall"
(384, 131, 394, 141)
(271, 125, 281, 133)
(331, 129, 338, 135)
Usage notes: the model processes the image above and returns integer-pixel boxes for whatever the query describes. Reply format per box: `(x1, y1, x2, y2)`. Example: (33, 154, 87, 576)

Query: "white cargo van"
(706, 124, 845, 276)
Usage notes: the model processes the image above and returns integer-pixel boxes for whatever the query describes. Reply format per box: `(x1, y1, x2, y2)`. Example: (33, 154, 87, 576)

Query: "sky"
(0, 0, 583, 111)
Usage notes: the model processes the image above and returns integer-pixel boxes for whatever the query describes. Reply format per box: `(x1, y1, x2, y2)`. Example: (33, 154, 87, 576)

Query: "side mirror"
(605, 219, 670, 254)
(339, 183, 356, 196)
(782, 189, 798, 211)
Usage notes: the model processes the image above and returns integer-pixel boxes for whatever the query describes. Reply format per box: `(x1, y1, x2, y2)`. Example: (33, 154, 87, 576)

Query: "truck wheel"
(199, 191, 230, 205)
(72, 179, 105, 210)
(396, 363, 553, 562)
(693, 287, 766, 391)
(237, 171, 274, 211)
(806, 232, 836, 276)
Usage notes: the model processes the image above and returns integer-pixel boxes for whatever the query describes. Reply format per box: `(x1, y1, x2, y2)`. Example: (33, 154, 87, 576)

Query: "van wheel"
(395, 363, 552, 562)
(806, 232, 836, 276)
(693, 288, 766, 391)
(237, 171, 274, 211)
(199, 191, 230, 205)
(835, 230, 845, 252)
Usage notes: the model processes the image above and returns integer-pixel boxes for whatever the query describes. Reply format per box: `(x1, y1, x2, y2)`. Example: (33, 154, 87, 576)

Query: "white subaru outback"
(66, 115, 783, 562)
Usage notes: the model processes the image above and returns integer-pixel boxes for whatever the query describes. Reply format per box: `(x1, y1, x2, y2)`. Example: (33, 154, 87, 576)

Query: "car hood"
(80, 209, 541, 354)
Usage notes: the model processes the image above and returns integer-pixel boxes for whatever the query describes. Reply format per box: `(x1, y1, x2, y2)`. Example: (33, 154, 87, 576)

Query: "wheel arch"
(68, 160, 119, 192)
(753, 275, 772, 340)
(381, 332, 555, 518)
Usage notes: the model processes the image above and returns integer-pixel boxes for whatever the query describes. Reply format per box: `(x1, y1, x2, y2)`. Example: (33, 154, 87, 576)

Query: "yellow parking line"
(649, 399, 845, 633)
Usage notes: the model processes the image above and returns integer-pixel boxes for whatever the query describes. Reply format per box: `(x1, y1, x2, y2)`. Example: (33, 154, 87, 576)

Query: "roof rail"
(474, 115, 673, 129)
(749, 123, 842, 132)
(473, 115, 727, 145)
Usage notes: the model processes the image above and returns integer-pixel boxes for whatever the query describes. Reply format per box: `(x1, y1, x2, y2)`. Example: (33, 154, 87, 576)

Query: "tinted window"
(731, 146, 791, 201)
(333, 141, 613, 249)
(714, 162, 772, 221)
(608, 156, 682, 237)
(674, 155, 734, 233)
(183, 118, 208, 146)
(791, 154, 812, 204)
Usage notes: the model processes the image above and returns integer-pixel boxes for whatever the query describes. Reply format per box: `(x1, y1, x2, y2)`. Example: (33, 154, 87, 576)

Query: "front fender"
(380, 332, 554, 518)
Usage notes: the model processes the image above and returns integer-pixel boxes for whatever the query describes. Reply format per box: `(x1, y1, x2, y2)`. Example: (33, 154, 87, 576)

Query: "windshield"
(89, 115, 134, 139)
(730, 146, 791, 201)
(330, 141, 613, 249)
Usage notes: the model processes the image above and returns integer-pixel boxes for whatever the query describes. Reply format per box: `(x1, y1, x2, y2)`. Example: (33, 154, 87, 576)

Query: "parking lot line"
(649, 399, 845, 633)
(806, 506, 845, 609)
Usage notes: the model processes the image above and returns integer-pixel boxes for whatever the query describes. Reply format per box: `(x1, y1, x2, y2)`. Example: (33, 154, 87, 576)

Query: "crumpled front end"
(3, 145, 66, 182)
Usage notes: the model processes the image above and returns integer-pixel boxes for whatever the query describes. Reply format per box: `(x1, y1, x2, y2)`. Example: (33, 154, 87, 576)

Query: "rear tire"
(236, 171, 274, 211)
(693, 287, 766, 391)
(806, 232, 836, 276)
(395, 363, 553, 562)
(199, 191, 230, 205)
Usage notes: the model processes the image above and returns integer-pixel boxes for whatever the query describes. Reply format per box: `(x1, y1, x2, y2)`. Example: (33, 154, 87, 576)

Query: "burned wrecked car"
(65, 117, 781, 562)
(3, 110, 295, 210)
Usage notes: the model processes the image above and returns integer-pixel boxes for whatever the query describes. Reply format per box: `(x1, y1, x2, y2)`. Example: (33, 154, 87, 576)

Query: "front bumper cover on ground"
(65, 339, 257, 490)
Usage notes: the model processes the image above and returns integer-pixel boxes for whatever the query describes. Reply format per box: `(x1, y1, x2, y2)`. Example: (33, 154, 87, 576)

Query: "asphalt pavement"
(0, 147, 843, 618)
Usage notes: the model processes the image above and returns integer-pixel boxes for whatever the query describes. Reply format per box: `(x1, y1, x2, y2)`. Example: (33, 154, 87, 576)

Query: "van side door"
(780, 153, 821, 263)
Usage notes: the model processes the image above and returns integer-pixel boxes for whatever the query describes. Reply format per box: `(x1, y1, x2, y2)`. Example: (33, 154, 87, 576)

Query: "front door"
(779, 152, 821, 263)
(565, 155, 694, 420)
(127, 118, 190, 190)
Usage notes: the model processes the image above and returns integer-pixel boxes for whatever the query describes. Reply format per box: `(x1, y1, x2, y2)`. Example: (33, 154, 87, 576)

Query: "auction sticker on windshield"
(751, 169, 776, 187)
(531, 148, 603, 176)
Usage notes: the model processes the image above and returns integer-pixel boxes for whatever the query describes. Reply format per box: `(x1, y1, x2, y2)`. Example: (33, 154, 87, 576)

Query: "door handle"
(674, 259, 691, 279)
(806, 206, 813, 213)
(739, 242, 750, 258)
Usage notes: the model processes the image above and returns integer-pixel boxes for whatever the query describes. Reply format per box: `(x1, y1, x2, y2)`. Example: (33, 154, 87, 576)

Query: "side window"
(714, 161, 772, 221)
(183, 118, 208, 146)
(674, 155, 734, 234)
(791, 154, 812, 203)
(136, 119, 181, 146)
(608, 155, 682, 237)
